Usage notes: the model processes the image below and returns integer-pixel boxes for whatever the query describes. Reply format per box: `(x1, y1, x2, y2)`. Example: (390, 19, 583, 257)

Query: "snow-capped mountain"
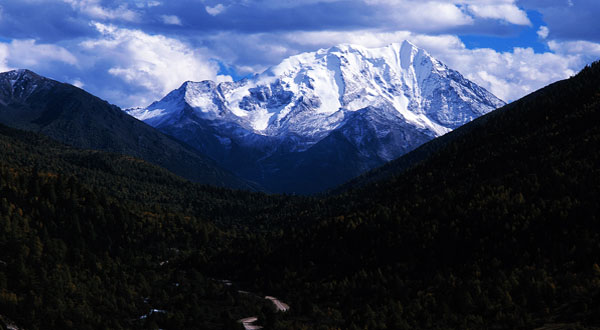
(126, 40, 505, 193)
(0, 69, 51, 102)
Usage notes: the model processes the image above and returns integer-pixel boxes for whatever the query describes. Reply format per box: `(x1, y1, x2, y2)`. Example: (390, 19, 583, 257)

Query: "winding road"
(265, 296, 290, 312)
(237, 295, 290, 329)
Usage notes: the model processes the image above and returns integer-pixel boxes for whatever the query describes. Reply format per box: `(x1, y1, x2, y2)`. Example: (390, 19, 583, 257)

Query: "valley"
(0, 60, 599, 329)
(1, 0, 599, 329)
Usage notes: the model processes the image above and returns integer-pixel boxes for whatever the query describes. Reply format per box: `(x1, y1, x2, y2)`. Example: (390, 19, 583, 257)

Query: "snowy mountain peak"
(125, 41, 505, 193)
(0, 69, 54, 102)
(128, 41, 503, 136)
(3, 69, 40, 80)
(400, 40, 419, 68)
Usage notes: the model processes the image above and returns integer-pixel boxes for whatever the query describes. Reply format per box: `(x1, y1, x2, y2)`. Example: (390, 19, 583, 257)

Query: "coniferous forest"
(1, 62, 600, 329)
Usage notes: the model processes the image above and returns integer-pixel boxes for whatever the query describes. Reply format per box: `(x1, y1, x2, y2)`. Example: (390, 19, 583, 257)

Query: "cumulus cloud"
(80, 22, 229, 107)
(400, 2, 474, 30)
(362, 1, 473, 30)
(537, 26, 549, 39)
(4, 39, 78, 69)
(160, 15, 182, 25)
(205, 4, 227, 16)
(548, 39, 600, 57)
(440, 46, 578, 102)
(466, 2, 531, 25)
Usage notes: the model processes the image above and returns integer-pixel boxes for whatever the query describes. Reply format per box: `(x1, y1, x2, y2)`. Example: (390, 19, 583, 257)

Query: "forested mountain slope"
(0, 123, 311, 330)
(1, 60, 600, 329)
(0, 69, 253, 190)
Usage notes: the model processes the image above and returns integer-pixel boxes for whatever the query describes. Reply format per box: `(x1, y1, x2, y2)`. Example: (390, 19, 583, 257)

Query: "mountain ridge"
(127, 40, 505, 193)
(0, 69, 255, 190)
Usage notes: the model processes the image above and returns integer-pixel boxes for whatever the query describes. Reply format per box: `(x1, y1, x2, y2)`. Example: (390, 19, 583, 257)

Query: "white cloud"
(548, 39, 600, 57)
(72, 79, 85, 88)
(135, 0, 161, 8)
(5, 39, 78, 68)
(63, 0, 140, 22)
(403, 2, 474, 29)
(81, 22, 228, 107)
(0, 43, 10, 72)
(441, 47, 578, 102)
(466, 3, 531, 25)
(205, 4, 226, 16)
(363, 1, 474, 30)
(160, 15, 182, 26)
(537, 26, 549, 39)
(363, 0, 531, 28)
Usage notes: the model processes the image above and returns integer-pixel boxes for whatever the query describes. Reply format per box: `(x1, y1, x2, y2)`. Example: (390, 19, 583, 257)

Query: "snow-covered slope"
(0, 69, 54, 103)
(126, 40, 505, 193)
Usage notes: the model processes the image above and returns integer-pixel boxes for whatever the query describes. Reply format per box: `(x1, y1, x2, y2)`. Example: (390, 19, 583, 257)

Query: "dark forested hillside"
(0, 69, 253, 190)
(1, 61, 600, 330)
(0, 123, 314, 329)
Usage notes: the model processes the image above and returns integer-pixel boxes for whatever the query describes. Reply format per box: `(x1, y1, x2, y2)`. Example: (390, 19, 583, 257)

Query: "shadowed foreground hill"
(0, 123, 311, 329)
(0, 69, 254, 190)
(1, 61, 600, 329)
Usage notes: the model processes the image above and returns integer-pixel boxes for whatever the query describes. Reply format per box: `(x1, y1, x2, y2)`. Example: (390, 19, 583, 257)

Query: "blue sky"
(1, 0, 598, 107)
